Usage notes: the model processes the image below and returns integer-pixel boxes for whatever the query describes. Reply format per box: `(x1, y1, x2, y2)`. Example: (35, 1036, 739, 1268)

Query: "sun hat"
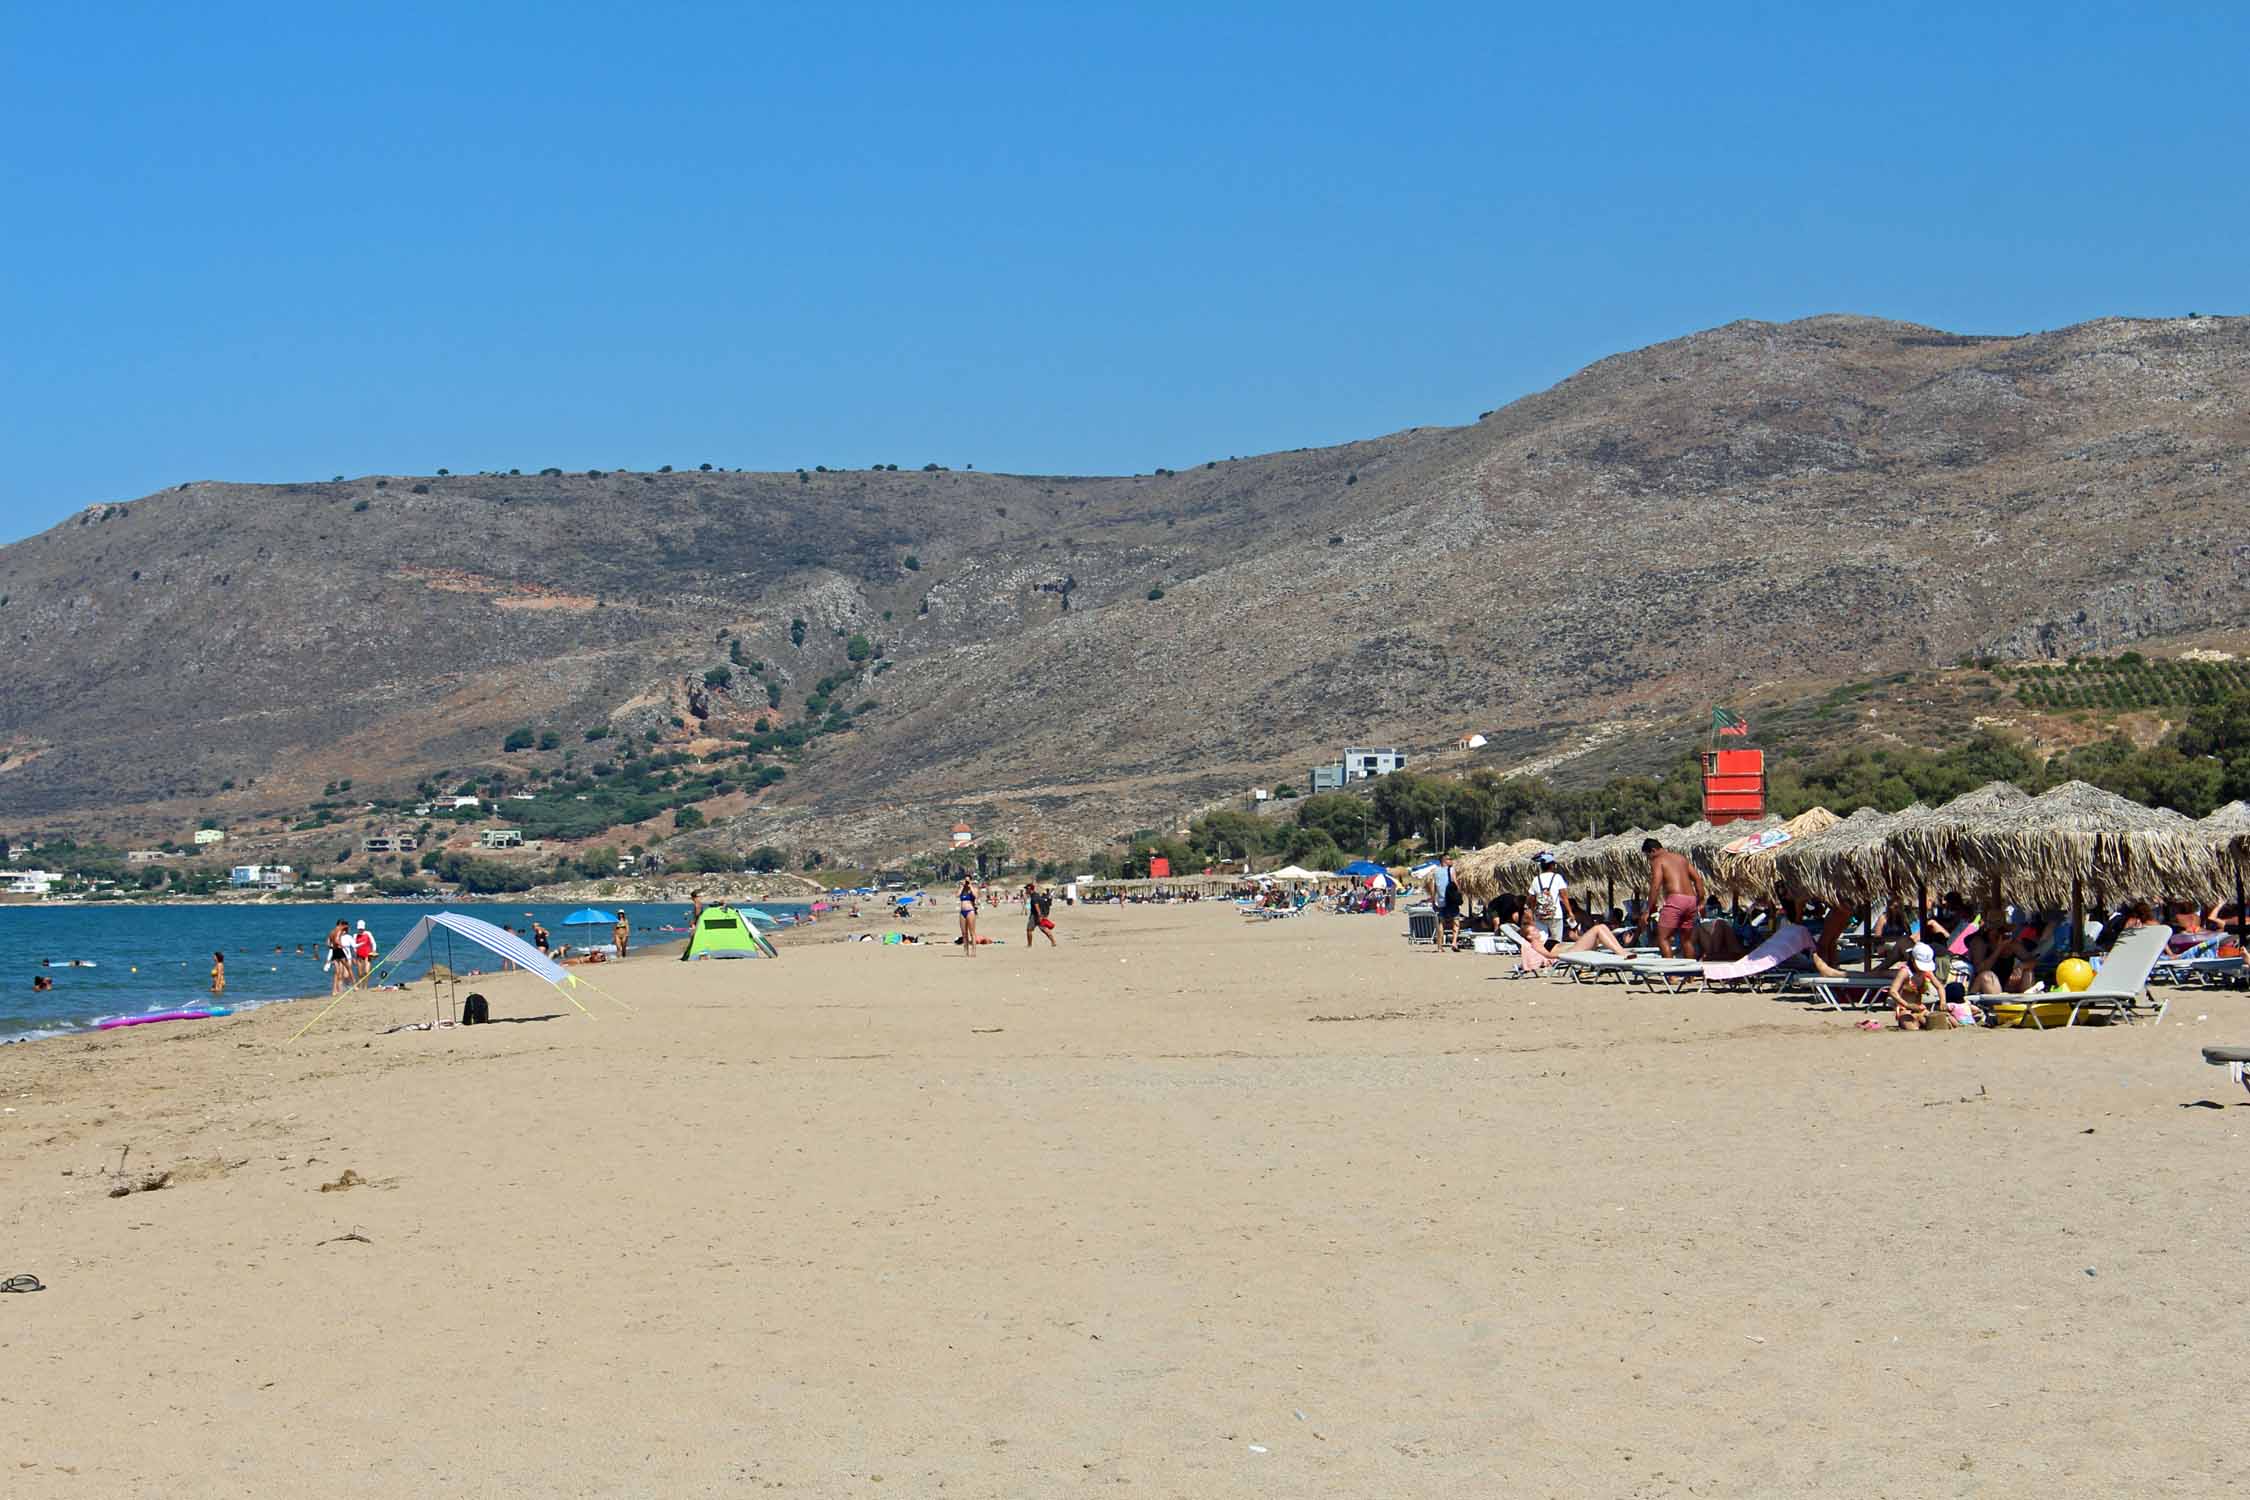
(1909, 942, 1937, 973)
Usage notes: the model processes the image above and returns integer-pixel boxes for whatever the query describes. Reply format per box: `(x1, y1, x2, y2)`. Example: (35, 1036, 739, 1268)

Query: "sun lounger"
(2152, 954, 2244, 989)
(2203, 1044, 2250, 1097)
(1554, 952, 1634, 983)
(2061, 924, 2172, 1026)
(1624, 957, 1706, 993)
(1792, 972, 1897, 1012)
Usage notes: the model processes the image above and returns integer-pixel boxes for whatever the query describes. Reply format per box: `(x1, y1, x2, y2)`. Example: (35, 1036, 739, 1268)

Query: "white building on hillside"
(193, 828, 226, 845)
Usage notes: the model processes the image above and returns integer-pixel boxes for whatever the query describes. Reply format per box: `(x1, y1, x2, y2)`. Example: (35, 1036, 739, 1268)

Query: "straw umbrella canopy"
(2195, 801, 2250, 869)
(1941, 779, 2224, 911)
(1682, 816, 1771, 886)
(1878, 781, 2035, 901)
(1452, 838, 1548, 903)
(1772, 803, 1930, 908)
(2196, 801, 2250, 935)
(1708, 806, 1841, 902)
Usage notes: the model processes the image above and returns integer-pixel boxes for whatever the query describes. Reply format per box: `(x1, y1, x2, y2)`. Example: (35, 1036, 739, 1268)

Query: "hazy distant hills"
(4, 312, 2246, 861)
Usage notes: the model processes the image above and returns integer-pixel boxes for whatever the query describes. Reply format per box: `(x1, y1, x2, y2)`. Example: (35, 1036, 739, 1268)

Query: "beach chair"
(1624, 957, 1705, 994)
(1553, 952, 1635, 983)
(2061, 925, 2172, 1026)
(2203, 1044, 2250, 1097)
(1793, 972, 1897, 1012)
(1406, 910, 1438, 945)
(2152, 954, 2244, 989)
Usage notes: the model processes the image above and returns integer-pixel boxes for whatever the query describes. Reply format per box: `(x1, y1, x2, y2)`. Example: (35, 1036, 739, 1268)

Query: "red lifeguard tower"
(1701, 708, 1765, 823)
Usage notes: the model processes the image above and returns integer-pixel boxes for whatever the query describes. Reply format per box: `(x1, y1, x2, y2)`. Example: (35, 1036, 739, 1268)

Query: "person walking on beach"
(1433, 854, 1465, 949)
(1025, 882, 1057, 948)
(614, 913, 630, 958)
(1528, 852, 1575, 945)
(958, 877, 979, 955)
(680, 890, 704, 962)
(210, 951, 226, 997)
(353, 921, 376, 983)
(1643, 837, 1707, 959)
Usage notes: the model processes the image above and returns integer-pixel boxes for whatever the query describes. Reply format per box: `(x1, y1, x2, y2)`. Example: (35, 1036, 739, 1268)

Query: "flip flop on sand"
(3, 1274, 44, 1293)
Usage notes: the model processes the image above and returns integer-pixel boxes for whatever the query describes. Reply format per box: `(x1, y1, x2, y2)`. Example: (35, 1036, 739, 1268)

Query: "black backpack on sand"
(462, 993, 490, 1025)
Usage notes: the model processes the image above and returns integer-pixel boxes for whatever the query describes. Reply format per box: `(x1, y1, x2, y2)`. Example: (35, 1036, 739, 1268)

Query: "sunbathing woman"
(1516, 919, 1634, 973)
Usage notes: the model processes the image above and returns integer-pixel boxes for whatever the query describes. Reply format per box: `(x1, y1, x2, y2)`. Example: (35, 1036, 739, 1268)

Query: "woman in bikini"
(957, 877, 979, 956)
(1515, 918, 1634, 974)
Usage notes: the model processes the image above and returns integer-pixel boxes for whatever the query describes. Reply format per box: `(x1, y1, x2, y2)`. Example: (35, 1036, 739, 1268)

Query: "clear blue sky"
(5, 1, 2243, 541)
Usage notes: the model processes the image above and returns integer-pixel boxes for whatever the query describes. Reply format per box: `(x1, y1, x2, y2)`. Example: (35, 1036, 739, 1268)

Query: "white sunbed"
(2060, 924, 2173, 1027)
(1793, 972, 1898, 1012)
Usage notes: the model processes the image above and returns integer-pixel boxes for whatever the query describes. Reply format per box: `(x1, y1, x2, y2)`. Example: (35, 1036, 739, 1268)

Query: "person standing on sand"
(326, 921, 352, 995)
(1643, 838, 1707, 959)
(1025, 882, 1057, 948)
(1433, 854, 1464, 949)
(614, 914, 630, 958)
(958, 877, 979, 955)
(1528, 852, 1576, 945)
(680, 891, 704, 962)
(210, 952, 226, 997)
(353, 921, 376, 983)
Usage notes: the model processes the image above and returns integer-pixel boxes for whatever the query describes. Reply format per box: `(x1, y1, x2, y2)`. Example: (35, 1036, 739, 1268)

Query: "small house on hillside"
(193, 828, 226, 845)
(950, 822, 974, 848)
(481, 828, 523, 849)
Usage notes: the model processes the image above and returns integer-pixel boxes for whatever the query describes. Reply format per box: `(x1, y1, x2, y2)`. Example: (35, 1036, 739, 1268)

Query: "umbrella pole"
(2071, 876, 2085, 960)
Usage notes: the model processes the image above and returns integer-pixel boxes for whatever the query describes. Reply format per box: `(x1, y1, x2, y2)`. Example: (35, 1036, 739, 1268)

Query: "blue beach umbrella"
(563, 907, 617, 948)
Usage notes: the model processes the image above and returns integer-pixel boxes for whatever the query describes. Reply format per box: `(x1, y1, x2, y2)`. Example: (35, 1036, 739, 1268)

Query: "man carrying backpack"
(1528, 852, 1577, 944)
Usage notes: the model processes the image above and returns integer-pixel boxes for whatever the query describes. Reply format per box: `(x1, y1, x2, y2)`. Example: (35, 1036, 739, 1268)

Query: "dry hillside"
(3, 313, 2246, 861)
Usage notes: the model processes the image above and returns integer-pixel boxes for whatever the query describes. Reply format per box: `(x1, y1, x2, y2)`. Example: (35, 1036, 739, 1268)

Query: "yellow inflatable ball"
(2054, 957, 2096, 993)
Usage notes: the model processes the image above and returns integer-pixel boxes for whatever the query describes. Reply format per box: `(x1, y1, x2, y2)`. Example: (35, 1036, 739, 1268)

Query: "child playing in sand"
(1889, 943, 1940, 1029)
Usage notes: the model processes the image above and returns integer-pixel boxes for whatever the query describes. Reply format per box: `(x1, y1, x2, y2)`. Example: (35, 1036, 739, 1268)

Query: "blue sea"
(0, 899, 811, 1042)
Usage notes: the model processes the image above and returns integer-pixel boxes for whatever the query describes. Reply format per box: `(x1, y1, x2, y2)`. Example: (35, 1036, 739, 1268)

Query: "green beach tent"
(682, 905, 779, 960)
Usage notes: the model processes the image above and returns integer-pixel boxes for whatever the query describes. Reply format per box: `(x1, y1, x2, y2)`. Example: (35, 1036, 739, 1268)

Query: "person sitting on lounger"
(1966, 907, 2036, 995)
(1515, 918, 1634, 973)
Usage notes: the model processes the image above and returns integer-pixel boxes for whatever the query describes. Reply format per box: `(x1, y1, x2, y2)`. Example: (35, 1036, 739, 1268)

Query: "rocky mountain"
(4, 313, 2247, 862)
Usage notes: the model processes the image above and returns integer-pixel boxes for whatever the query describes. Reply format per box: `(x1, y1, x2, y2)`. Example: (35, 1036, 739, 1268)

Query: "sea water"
(0, 899, 810, 1042)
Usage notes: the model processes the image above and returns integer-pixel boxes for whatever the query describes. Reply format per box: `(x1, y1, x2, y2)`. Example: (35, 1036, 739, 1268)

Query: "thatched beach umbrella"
(1945, 780, 2219, 911)
(1708, 806, 1841, 902)
(2196, 801, 2250, 937)
(1879, 781, 2035, 899)
(1453, 837, 1548, 903)
(1773, 803, 1931, 909)
(2195, 801, 2250, 866)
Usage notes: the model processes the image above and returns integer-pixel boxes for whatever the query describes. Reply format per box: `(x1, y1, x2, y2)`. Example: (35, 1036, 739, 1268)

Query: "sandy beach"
(3, 901, 2244, 1497)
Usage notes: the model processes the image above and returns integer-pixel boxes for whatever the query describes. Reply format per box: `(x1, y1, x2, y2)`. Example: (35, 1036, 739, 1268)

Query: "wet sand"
(2, 902, 2244, 1497)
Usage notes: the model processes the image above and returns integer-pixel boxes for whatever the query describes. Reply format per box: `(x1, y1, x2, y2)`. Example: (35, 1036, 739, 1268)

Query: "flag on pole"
(1713, 707, 1749, 737)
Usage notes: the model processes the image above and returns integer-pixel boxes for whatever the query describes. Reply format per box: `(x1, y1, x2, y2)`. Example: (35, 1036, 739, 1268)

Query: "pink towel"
(1704, 923, 1814, 983)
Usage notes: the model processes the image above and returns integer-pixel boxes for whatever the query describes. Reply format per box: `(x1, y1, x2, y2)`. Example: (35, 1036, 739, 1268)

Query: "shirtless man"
(1642, 837, 1707, 959)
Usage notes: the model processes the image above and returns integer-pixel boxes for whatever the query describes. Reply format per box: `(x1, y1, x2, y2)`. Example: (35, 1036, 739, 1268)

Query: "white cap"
(1909, 942, 1936, 973)
(355, 920, 367, 930)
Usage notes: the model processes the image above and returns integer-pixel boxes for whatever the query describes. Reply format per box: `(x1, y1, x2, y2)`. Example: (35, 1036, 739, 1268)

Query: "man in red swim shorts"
(1643, 837, 1708, 959)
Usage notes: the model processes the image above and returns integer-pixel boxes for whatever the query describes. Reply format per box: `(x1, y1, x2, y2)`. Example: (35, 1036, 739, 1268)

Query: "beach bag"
(461, 993, 489, 1026)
